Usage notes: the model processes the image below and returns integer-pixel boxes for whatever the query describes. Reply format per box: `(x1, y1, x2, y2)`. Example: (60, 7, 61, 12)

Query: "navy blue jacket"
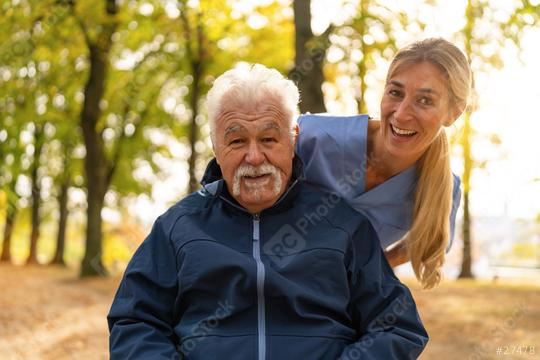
(108, 157, 428, 359)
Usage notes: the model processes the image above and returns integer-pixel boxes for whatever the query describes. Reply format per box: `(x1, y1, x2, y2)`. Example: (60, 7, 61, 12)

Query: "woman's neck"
(367, 120, 419, 179)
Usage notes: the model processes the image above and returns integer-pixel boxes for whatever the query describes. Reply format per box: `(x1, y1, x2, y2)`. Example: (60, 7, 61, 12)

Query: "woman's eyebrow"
(388, 80, 441, 96)
(417, 88, 440, 96)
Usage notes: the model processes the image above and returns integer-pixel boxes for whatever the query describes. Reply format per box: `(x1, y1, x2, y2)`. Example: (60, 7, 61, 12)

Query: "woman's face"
(380, 61, 456, 161)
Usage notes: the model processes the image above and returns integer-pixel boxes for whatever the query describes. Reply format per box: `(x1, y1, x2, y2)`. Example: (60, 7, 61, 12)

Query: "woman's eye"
(418, 97, 433, 105)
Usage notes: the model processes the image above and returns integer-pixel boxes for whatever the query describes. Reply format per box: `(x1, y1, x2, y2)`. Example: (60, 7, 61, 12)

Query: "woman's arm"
(385, 240, 410, 268)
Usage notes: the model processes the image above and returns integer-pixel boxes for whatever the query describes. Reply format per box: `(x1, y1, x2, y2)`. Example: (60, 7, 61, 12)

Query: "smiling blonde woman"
(296, 38, 472, 289)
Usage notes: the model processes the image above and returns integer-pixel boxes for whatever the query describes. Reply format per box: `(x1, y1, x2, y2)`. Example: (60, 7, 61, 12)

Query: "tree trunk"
(80, 42, 111, 277)
(80, 171, 107, 277)
(181, 8, 205, 194)
(27, 123, 44, 265)
(187, 60, 201, 193)
(459, 0, 475, 279)
(52, 175, 70, 266)
(1, 206, 16, 263)
(459, 191, 473, 278)
(291, 0, 327, 113)
(356, 0, 369, 114)
(459, 109, 474, 278)
(79, 0, 118, 277)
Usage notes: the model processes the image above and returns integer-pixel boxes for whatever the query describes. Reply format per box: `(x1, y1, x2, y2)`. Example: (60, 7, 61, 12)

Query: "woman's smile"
(390, 123, 418, 137)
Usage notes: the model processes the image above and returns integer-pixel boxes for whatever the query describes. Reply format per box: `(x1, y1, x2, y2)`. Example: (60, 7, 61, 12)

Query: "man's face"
(213, 96, 296, 214)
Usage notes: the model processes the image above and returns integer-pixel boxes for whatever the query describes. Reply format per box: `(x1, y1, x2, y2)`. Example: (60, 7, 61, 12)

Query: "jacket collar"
(200, 155, 305, 215)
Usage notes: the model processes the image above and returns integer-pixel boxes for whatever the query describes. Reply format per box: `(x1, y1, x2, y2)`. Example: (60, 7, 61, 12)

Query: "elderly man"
(108, 64, 428, 359)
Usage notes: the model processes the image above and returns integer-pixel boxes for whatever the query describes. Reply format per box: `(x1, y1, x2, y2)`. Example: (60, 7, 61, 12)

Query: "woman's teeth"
(391, 124, 417, 136)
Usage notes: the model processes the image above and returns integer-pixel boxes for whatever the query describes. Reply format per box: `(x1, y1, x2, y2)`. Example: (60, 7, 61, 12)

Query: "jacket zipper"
(252, 213, 266, 360)
(215, 180, 299, 360)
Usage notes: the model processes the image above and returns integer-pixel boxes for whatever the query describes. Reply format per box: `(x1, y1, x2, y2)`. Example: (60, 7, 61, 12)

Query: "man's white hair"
(206, 63, 300, 143)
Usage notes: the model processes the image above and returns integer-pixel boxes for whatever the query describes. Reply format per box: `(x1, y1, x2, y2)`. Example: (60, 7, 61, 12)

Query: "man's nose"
(244, 141, 265, 166)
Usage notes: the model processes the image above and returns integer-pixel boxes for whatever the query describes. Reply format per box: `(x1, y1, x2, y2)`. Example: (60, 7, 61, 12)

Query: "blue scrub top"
(296, 114, 461, 251)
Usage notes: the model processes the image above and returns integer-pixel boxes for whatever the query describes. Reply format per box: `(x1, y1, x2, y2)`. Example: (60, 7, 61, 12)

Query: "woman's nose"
(394, 99, 414, 121)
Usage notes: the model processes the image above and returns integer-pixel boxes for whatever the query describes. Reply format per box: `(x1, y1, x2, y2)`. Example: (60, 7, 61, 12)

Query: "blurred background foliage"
(1, 0, 539, 280)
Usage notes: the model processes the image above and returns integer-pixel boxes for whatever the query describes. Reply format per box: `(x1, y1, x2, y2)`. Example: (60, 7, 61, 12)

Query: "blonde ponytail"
(406, 129, 453, 289)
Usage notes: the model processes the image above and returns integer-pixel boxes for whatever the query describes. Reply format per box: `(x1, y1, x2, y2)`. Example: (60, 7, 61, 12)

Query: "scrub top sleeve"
(295, 114, 348, 194)
(296, 114, 369, 197)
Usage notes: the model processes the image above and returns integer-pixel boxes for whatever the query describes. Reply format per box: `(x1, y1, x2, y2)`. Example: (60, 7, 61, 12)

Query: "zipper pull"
(253, 213, 260, 242)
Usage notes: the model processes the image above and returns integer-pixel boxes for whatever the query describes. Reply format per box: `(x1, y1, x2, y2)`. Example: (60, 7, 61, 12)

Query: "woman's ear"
(445, 103, 467, 126)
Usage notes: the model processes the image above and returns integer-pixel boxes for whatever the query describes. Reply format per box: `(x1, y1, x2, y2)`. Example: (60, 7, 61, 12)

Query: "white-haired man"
(108, 63, 428, 359)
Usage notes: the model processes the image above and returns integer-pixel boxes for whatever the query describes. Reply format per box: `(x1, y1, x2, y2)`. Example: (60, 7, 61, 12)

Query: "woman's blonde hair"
(386, 38, 471, 289)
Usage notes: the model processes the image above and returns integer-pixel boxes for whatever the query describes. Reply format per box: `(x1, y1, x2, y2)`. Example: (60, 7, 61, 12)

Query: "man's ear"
(212, 143, 221, 165)
(292, 124, 299, 147)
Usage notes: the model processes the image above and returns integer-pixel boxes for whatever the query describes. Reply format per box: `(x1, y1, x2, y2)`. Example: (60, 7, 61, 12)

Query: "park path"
(1, 263, 539, 359)
(0, 264, 119, 360)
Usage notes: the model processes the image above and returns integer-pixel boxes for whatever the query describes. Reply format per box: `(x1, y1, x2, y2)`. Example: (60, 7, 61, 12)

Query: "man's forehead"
(219, 101, 285, 116)
(217, 101, 288, 127)
(223, 120, 282, 136)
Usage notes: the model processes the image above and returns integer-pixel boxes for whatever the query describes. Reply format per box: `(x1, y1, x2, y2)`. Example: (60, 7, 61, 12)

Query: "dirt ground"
(0, 264, 539, 360)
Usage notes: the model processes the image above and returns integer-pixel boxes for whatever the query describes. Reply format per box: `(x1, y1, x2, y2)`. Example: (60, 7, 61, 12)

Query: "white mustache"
(235, 163, 278, 178)
(232, 162, 282, 198)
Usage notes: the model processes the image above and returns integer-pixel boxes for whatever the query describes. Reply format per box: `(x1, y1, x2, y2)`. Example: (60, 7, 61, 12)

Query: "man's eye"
(262, 137, 277, 143)
(388, 89, 401, 97)
(229, 139, 244, 146)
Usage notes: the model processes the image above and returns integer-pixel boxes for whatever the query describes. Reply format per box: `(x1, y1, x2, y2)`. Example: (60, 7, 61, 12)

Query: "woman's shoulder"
(296, 114, 370, 203)
(298, 113, 370, 136)
(296, 113, 371, 157)
(297, 113, 371, 153)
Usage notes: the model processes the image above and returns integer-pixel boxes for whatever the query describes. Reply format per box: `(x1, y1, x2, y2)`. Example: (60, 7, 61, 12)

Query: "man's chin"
(239, 197, 277, 213)
(236, 187, 282, 211)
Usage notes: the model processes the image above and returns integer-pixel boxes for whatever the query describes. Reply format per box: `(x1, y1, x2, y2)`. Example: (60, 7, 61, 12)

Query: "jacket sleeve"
(108, 216, 181, 359)
(339, 218, 429, 360)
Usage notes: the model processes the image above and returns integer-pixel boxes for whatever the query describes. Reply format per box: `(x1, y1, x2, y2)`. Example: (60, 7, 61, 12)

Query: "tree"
(324, 0, 418, 114)
(456, 0, 540, 278)
(0, 181, 19, 263)
(179, 0, 207, 193)
(69, 0, 213, 275)
(290, 0, 329, 113)
(0, 29, 27, 262)
(26, 122, 46, 264)
(50, 131, 78, 266)
(1, 0, 88, 265)
(68, 0, 119, 276)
